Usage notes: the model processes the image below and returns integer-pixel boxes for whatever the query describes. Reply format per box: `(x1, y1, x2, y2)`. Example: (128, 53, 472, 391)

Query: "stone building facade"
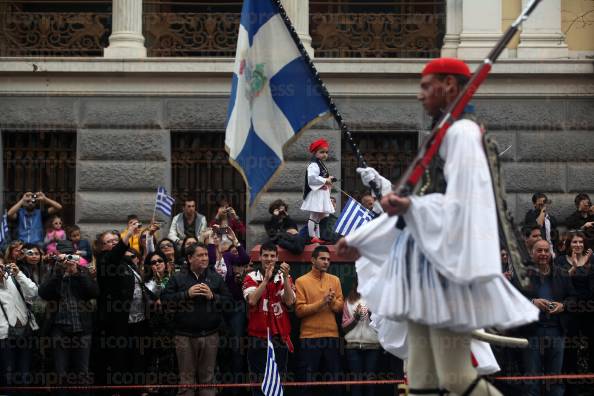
(0, 0, 593, 246)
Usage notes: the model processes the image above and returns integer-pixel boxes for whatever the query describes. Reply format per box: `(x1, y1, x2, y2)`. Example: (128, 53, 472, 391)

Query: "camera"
(2, 265, 12, 276)
(548, 302, 555, 311)
(66, 254, 80, 261)
(331, 177, 338, 183)
(24, 249, 36, 256)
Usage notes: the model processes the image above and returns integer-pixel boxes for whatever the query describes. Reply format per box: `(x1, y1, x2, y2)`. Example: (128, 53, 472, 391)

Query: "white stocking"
(407, 321, 503, 396)
(308, 212, 326, 238)
(408, 321, 441, 395)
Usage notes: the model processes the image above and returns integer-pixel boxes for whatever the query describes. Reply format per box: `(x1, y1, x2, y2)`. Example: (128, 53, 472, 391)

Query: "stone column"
(104, 0, 146, 58)
(517, 0, 568, 59)
(457, 0, 506, 59)
(281, 0, 314, 57)
(441, 0, 462, 57)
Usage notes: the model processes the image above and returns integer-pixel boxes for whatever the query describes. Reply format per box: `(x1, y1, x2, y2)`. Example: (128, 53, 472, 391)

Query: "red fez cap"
(309, 138, 329, 153)
(422, 58, 471, 78)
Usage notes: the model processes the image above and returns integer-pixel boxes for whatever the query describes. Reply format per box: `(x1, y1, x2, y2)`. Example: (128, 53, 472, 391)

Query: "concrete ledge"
(1, 57, 592, 75)
(249, 243, 357, 263)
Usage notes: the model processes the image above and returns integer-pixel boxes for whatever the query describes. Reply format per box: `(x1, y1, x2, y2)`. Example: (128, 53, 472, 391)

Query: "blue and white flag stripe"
(0, 211, 8, 245)
(261, 329, 283, 396)
(334, 198, 376, 236)
(226, 0, 330, 205)
(155, 187, 175, 218)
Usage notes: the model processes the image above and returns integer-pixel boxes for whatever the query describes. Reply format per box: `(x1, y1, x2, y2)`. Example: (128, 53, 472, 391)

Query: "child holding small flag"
(301, 138, 336, 243)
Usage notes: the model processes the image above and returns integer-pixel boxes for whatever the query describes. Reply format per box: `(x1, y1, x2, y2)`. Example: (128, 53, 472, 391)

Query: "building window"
(145, 0, 242, 57)
(341, 130, 417, 202)
(311, 0, 446, 58)
(171, 131, 246, 223)
(0, 1, 111, 56)
(2, 130, 77, 225)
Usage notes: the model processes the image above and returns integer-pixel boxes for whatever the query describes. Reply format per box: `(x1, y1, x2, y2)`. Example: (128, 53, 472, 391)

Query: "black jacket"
(565, 211, 594, 231)
(161, 267, 231, 337)
(513, 263, 576, 336)
(95, 240, 153, 332)
(264, 215, 298, 239)
(38, 266, 99, 335)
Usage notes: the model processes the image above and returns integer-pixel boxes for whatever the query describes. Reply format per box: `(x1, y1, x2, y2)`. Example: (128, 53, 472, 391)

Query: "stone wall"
(0, 93, 593, 245)
(477, 97, 594, 225)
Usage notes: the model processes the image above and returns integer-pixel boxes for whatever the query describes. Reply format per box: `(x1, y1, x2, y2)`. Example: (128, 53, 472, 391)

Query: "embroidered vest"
(303, 158, 329, 200)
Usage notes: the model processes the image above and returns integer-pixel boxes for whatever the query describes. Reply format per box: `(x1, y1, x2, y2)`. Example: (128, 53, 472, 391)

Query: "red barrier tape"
(1, 374, 593, 392)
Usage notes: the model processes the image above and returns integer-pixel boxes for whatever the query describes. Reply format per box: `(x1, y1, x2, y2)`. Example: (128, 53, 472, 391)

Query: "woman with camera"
(0, 256, 39, 389)
(4, 240, 26, 273)
(94, 222, 155, 395)
(20, 244, 48, 286)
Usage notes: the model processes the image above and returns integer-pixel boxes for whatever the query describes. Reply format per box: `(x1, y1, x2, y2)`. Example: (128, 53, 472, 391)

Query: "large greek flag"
(334, 198, 377, 236)
(225, 0, 331, 205)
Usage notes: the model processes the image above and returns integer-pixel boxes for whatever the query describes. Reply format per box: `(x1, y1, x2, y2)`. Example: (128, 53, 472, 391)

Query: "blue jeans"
(521, 326, 565, 396)
(346, 347, 381, 396)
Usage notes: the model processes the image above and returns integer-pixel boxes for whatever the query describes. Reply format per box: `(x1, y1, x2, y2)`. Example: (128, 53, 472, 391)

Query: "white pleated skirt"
(359, 229, 539, 334)
(300, 188, 335, 214)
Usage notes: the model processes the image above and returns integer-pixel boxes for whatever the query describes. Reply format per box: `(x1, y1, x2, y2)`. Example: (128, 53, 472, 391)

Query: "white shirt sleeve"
(307, 163, 327, 191)
(15, 272, 38, 300)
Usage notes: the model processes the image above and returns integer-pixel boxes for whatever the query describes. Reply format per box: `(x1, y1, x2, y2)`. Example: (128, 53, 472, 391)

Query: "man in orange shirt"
(295, 245, 344, 395)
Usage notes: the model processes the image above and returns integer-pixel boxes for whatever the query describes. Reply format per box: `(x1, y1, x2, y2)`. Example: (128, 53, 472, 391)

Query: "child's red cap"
(309, 138, 329, 153)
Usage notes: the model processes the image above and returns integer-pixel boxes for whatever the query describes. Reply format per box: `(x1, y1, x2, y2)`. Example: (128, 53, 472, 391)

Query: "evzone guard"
(338, 58, 540, 396)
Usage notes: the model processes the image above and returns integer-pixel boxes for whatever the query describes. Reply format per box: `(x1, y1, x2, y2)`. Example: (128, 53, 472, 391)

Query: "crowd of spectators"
(492, 192, 594, 396)
(1, 190, 593, 396)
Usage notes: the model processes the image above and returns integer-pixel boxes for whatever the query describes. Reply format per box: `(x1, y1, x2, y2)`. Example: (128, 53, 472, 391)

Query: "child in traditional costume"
(301, 138, 335, 243)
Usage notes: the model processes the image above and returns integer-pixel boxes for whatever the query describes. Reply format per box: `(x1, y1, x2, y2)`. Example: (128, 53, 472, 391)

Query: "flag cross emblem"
(240, 57, 268, 103)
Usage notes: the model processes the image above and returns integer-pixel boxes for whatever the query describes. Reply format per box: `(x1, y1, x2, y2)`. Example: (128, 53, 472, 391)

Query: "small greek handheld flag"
(261, 329, 283, 396)
(155, 187, 175, 217)
(225, 0, 331, 206)
(334, 198, 376, 236)
(0, 211, 8, 244)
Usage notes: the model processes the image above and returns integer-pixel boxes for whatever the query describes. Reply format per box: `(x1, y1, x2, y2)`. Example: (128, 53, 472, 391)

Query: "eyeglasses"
(150, 258, 165, 265)
(126, 253, 137, 259)
(160, 243, 174, 248)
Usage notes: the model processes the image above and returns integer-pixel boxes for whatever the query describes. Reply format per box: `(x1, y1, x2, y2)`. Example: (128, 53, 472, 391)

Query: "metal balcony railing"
(0, 1, 445, 58)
